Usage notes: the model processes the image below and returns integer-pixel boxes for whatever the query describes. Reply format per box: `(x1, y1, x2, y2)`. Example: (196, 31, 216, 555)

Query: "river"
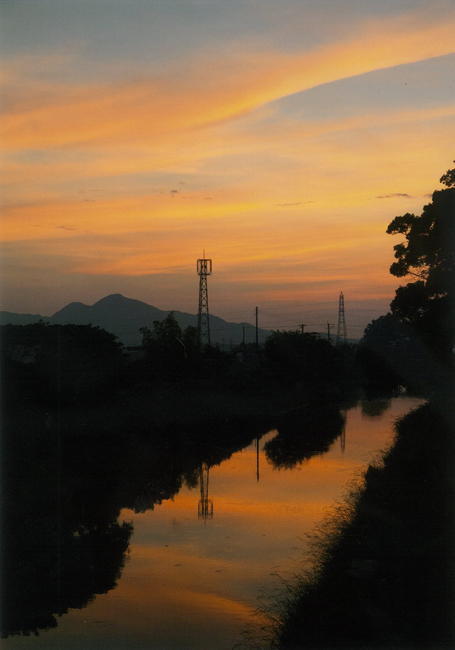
(3, 396, 421, 649)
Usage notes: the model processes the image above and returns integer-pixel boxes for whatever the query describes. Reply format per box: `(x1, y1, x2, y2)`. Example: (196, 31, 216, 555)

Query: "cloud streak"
(376, 193, 412, 199)
(2, 11, 454, 152)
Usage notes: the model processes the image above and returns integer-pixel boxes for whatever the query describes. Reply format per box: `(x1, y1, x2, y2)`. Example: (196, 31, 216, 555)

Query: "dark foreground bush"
(1, 323, 123, 404)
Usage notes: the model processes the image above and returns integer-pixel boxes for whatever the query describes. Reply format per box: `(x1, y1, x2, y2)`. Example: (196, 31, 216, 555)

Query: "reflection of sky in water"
(5, 397, 421, 650)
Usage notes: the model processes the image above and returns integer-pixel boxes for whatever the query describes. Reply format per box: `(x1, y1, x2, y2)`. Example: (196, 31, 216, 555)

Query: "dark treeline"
(2, 317, 356, 407)
(1, 317, 364, 447)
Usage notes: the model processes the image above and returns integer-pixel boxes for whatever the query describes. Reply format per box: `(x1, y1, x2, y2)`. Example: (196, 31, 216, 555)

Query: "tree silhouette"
(140, 312, 201, 380)
(439, 162, 455, 187)
(264, 331, 342, 389)
(386, 163, 455, 362)
(1, 323, 123, 403)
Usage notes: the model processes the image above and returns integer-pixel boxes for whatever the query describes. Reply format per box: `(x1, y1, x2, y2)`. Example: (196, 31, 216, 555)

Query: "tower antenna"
(336, 291, 347, 345)
(197, 253, 212, 346)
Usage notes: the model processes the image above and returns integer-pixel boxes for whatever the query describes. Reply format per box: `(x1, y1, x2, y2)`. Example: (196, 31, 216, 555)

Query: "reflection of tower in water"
(198, 463, 213, 521)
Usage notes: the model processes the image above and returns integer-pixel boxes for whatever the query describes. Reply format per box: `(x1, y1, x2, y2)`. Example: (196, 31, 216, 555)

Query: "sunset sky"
(1, 0, 454, 335)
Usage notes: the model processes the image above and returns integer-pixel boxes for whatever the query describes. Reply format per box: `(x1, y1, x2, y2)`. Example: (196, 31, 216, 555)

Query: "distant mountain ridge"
(0, 311, 48, 325)
(1, 294, 269, 346)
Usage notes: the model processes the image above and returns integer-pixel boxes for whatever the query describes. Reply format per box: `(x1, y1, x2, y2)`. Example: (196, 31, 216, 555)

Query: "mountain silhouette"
(51, 294, 166, 345)
(0, 311, 48, 325)
(2, 294, 268, 346)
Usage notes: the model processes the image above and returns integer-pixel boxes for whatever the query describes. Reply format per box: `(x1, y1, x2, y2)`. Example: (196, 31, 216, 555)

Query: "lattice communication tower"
(197, 255, 212, 346)
(336, 291, 347, 345)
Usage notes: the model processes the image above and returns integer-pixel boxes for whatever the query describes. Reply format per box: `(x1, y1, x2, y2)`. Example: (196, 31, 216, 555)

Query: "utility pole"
(197, 253, 212, 347)
(327, 322, 335, 343)
(242, 324, 246, 346)
(255, 306, 259, 349)
(336, 291, 347, 345)
(299, 323, 306, 335)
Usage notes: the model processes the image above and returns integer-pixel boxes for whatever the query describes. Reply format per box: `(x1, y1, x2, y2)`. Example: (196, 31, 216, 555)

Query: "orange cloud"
(1, 13, 454, 152)
(2, 109, 451, 248)
(2, 102, 453, 196)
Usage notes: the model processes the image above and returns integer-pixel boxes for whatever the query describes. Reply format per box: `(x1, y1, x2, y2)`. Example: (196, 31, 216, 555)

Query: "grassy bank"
(272, 399, 455, 649)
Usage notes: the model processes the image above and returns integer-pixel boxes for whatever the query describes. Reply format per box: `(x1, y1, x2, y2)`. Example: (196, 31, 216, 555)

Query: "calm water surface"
(5, 397, 421, 649)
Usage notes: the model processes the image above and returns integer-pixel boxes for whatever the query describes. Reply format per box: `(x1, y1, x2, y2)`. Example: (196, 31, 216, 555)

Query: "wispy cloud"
(275, 201, 315, 207)
(376, 192, 412, 199)
(1, 12, 454, 152)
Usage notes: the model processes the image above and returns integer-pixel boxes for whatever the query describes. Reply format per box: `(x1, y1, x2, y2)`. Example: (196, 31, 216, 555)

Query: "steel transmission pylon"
(197, 254, 212, 346)
(198, 462, 213, 521)
(336, 291, 347, 345)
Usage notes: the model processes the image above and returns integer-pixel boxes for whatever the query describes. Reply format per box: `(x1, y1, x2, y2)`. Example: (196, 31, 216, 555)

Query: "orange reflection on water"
(92, 397, 418, 648)
(5, 397, 421, 650)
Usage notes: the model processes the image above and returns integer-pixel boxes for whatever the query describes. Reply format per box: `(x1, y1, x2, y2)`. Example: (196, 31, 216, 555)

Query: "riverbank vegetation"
(272, 399, 454, 649)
